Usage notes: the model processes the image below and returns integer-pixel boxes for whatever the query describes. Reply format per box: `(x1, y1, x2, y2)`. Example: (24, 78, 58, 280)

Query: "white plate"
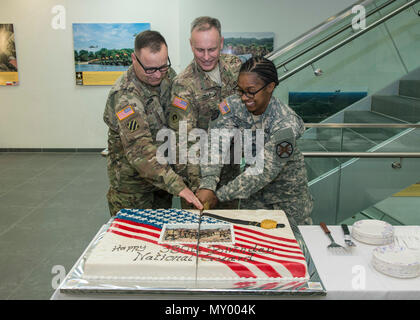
(351, 220, 394, 245)
(372, 245, 420, 278)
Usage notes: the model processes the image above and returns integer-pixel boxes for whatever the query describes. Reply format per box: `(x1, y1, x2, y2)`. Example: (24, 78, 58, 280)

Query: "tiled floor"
(0, 152, 419, 300)
(0, 152, 110, 300)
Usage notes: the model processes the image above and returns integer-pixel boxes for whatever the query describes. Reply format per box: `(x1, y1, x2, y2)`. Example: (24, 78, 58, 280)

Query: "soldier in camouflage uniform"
(197, 57, 313, 225)
(167, 16, 242, 209)
(103, 30, 203, 216)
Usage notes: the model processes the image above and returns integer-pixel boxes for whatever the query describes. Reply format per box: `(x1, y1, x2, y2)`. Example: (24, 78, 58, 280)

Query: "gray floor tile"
(0, 189, 54, 207)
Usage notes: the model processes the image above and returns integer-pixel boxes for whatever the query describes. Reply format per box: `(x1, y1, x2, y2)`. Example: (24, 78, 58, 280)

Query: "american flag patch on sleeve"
(116, 106, 135, 121)
(218, 100, 231, 115)
(172, 96, 189, 110)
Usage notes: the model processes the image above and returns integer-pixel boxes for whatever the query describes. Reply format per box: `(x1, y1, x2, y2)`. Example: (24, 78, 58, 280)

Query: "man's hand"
(195, 189, 218, 209)
(179, 187, 203, 210)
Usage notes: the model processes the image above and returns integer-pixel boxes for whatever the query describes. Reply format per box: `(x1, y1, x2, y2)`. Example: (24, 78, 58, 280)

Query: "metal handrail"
(302, 123, 420, 158)
(266, 0, 375, 61)
(302, 152, 420, 158)
(276, 0, 420, 82)
(269, 0, 398, 69)
(305, 123, 420, 128)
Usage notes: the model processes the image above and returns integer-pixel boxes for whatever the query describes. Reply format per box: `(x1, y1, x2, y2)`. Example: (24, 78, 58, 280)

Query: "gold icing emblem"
(260, 219, 277, 229)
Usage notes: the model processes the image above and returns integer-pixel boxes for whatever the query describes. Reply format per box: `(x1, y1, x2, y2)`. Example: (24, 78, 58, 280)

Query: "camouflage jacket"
(200, 95, 311, 205)
(166, 54, 242, 190)
(103, 65, 186, 195)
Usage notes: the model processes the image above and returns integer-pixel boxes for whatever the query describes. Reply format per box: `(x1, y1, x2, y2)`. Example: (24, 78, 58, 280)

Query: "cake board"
(58, 210, 326, 297)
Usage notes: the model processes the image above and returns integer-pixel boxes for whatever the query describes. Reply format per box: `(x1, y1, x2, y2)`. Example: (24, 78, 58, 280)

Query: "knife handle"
(341, 224, 350, 235)
(320, 222, 330, 234)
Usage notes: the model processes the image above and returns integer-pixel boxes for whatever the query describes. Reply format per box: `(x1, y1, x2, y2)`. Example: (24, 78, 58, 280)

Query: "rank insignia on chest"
(127, 119, 139, 132)
(218, 100, 230, 115)
(276, 141, 294, 158)
(172, 96, 189, 111)
(116, 105, 135, 121)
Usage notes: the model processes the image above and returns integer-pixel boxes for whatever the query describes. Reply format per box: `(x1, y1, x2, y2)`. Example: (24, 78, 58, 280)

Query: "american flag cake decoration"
(82, 208, 309, 281)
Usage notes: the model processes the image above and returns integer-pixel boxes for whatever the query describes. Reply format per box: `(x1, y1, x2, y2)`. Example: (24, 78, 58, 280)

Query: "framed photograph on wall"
(72, 23, 150, 85)
(222, 32, 275, 62)
(0, 23, 19, 86)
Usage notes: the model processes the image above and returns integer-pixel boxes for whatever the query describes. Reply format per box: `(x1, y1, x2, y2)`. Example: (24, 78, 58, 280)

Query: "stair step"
(371, 95, 420, 123)
(304, 157, 341, 181)
(315, 127, 376, 152)
(343, 110, 406, 142)
(399, 80, 420, 99)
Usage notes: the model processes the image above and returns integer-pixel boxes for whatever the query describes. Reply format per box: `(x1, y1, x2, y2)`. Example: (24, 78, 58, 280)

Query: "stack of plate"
(351, 219, 394, 245)
(372, 245, 420, 278)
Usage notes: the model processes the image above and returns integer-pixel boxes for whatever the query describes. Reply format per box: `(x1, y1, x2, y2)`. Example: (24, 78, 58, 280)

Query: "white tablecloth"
(299, 226, 420, 299)
(51, 225, 420, 300)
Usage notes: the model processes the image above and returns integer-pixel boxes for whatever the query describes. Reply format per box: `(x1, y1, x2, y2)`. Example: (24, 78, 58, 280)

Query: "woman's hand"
(195, 189, 218, 209)
(179, 187, 203, 210)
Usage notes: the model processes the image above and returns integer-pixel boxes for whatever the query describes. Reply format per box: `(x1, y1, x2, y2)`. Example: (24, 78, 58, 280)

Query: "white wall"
(0, 0, 355, 149)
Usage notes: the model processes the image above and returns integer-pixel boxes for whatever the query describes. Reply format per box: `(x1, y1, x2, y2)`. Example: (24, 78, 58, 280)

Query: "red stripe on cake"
(113, 218, 161, 231)
(233, 225, 298, 244)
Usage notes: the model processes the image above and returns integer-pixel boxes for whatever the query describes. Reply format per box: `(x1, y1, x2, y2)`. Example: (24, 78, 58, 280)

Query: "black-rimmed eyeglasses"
(235, 82, 270, 98)
(134, 54, 171, 74)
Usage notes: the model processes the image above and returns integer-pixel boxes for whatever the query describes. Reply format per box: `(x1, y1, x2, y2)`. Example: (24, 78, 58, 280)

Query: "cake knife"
(195, 202, 209, 280)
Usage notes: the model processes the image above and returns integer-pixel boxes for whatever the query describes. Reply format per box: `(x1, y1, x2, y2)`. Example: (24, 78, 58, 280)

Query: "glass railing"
(268, 0, 420, 123)
(299, 124, 420, 224)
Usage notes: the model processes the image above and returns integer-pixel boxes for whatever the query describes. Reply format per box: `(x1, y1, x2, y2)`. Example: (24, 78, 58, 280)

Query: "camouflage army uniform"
(167, 54, 242, 208)
(103, 65, 186, 216)
(200, 95, 314, 225)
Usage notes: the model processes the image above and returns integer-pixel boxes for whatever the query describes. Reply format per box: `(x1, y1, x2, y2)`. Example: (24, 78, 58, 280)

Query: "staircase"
(300, 71, 420, 224)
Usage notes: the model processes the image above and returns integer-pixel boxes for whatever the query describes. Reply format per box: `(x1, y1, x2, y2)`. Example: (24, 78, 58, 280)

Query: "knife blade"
(195, 202, 209, 280)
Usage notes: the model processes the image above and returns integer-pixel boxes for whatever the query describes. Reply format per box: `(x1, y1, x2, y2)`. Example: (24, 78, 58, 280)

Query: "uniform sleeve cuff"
(215, 187, 229, 202)
(199, 176, 218, 192)
(167, 176, 187, 196)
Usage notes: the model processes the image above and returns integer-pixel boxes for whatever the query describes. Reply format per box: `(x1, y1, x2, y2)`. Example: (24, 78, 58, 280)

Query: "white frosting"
(82, 209, 309, 281)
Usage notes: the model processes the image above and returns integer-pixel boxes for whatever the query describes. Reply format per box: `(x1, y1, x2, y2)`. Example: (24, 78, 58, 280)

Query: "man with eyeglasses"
(166, 16, 242, 209)
(103, 30, 203, 216)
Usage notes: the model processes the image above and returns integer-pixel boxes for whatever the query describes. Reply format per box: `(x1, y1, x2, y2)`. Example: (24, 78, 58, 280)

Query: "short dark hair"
(190, 16, 221, 36)
(240, 56, 279, 87)
(134, 30, 167, 53)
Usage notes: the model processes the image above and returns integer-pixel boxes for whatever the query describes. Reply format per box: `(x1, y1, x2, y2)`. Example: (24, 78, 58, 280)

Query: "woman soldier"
(196, 56, 313, 225)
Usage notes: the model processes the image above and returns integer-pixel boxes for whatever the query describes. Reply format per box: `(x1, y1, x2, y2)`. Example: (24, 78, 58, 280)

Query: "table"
(51, 225, 420, 300)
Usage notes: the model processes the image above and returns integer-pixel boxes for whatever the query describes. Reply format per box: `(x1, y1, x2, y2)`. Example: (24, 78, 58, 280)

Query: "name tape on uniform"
(172, 96, 189, 111)
(116, 106, 135, 121)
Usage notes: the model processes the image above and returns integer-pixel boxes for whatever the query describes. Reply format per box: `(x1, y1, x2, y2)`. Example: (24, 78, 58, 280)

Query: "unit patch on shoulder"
(172, 96, 189, 111)
(218, 100, 230, 115)
(116, 105, 135, 121)
(276, 141, 294, 158)
(127, 119, 139, 132)
(168, 111, 180, 129)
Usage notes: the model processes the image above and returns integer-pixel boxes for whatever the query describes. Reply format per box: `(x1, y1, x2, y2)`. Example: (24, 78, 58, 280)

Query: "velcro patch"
(116, 106, 135, 121)
(172, 96, 189, 110)
(168, 111, 180, 129)
(218, 100, 230, 115)
(127, 119, 139, 132)
(276, 141, 294, 158)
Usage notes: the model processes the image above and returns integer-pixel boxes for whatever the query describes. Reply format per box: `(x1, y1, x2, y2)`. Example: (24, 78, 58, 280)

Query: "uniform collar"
(237, 96, 277, 126)
(127, 65, 169, 100)
(192, 54, 231, 90)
